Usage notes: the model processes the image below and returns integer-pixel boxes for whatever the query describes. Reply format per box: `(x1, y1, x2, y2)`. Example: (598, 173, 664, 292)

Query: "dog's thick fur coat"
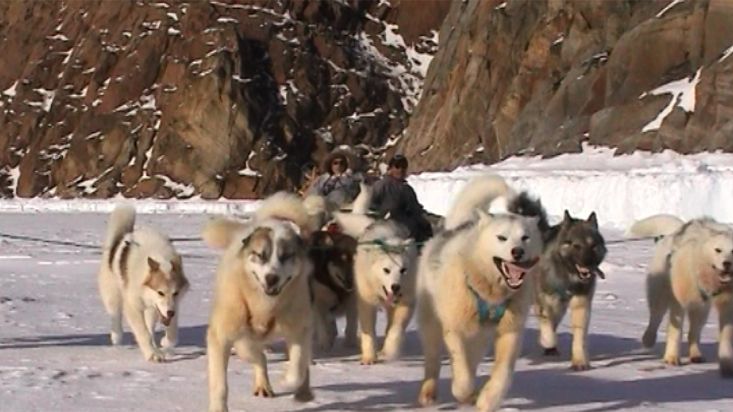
(533, 210, 606, 370)
(204, 192, 315, 412)
(335, 186, 419, 365)
(309, 230, 359, 351)
(98, 205, 189, 362)
(631, 215, 733, 376)
(416, 175, 544, 411)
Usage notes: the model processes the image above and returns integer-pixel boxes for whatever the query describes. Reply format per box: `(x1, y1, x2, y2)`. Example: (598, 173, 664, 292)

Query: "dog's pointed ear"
(239, 225, 261, 249)
(563, 210, 572, 223)
(147, 257, 160, 271)
(477, 209, 492, 225)
(587, 212, 598, 228)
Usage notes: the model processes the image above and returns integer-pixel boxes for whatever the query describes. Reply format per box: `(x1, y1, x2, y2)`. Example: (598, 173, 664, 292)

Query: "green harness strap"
(466, 283, 507, 323)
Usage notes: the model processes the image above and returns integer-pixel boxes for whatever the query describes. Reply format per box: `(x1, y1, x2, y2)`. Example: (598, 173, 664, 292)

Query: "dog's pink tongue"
(504, 263, 526, 283)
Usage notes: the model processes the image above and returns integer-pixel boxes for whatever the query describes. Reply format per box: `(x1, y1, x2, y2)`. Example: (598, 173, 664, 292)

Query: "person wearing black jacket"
(369, 155, 433, 243)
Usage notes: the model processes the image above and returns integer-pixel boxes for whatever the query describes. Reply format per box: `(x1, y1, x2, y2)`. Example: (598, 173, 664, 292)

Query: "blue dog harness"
(466, 283, 507, 323)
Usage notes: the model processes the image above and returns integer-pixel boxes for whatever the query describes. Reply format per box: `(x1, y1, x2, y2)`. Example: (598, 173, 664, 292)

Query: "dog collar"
(466, 282, 506, 323)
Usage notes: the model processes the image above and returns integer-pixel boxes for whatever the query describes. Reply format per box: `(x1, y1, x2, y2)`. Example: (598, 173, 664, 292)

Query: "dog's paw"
(452, 388, 477, 405)
(571, 360, 591, 371)
(417, 380, 437, 407)
(641, 330, 657, 348)
(208, 405, 228, 412)
(476, 391, 500, 412)
(253, 384, 274, 398)
(146, 350, 166, 363)
(689, 356, 706, 364)
(360, 355, 378, 365)
(378, 348, 400, 362)
(543, 347, 560, 357)
(663, 355, 681, 366)
(294, 386, 314, 402)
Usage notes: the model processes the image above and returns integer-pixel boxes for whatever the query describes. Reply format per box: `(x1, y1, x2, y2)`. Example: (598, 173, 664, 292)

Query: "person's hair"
(388, 154, 408, 170)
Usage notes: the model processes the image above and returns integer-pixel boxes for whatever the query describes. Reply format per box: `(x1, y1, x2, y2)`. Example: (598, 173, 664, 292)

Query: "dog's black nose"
(265, 274, 279, 287)
(511, 247, 524, 260)
(390, 284, 401, 294)
(724, 261, 732, 271)
(166, 310, 175, 319)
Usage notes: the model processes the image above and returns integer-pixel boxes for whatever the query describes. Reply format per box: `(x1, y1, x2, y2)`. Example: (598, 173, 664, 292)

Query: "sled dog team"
(97, 174, 733, 412)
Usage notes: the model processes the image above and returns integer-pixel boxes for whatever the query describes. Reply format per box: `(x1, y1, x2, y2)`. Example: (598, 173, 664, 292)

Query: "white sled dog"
(98, 204, 189, 362)
(334, 184, 419, 364)
(416, 175, 544, 411)
(630, 215, 733, 376)
(204, 192, 316, 412)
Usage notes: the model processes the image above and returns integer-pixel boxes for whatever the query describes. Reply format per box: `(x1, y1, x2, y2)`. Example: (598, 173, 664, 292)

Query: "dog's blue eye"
(497, 235, 507, 242)
(715, 248, 722, 253)
(157, 291, 164, 297)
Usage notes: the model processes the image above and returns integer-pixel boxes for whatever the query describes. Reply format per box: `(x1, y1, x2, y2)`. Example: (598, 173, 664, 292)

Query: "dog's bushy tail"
(303, 194, 330, 230)
(627, 214, 684, 238)
(104, 204, 136, 249)
(351, 182, 372, 214)
(444, 174, 515, 230)
(508, 192, 550, 234)
(333, 212, 374, 238)
(202, 217, 248, 250)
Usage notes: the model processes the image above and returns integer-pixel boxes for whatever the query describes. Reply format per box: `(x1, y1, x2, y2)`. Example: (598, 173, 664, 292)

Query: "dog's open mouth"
(718, 271, 733, 284)
(157, 308, 173, 327)
(381, 285, 401, 306)
(262, 276, 292, 297)
(493, 257, 539, 289)
(575, 264, 605, 281)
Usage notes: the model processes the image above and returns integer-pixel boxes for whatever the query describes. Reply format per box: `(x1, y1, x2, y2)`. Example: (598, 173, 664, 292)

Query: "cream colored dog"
(335, 186, 419, 365)
(416, 175, 543, 411)
(630, 215, 733, 376)
(204, 192, 315, 412)
(98, 204, 189, 362)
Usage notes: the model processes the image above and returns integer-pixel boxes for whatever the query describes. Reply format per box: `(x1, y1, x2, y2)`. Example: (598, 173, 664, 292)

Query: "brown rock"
(401, 0, 733, 171)
(0, 0, 449, 199)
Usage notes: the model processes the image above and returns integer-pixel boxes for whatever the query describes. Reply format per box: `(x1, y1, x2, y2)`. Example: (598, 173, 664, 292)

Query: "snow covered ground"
(1, 214, 732, 412)
(1, 147, 733, 411)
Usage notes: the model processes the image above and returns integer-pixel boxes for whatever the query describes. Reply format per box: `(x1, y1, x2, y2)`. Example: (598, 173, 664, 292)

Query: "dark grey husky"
(509, 197, 607, 370)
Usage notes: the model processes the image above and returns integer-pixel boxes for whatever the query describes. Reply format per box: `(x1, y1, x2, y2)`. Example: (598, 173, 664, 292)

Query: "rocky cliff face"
(2, 0, 731, 199)
(401, 0, 733, 171)
(0, 0, 449, 199)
